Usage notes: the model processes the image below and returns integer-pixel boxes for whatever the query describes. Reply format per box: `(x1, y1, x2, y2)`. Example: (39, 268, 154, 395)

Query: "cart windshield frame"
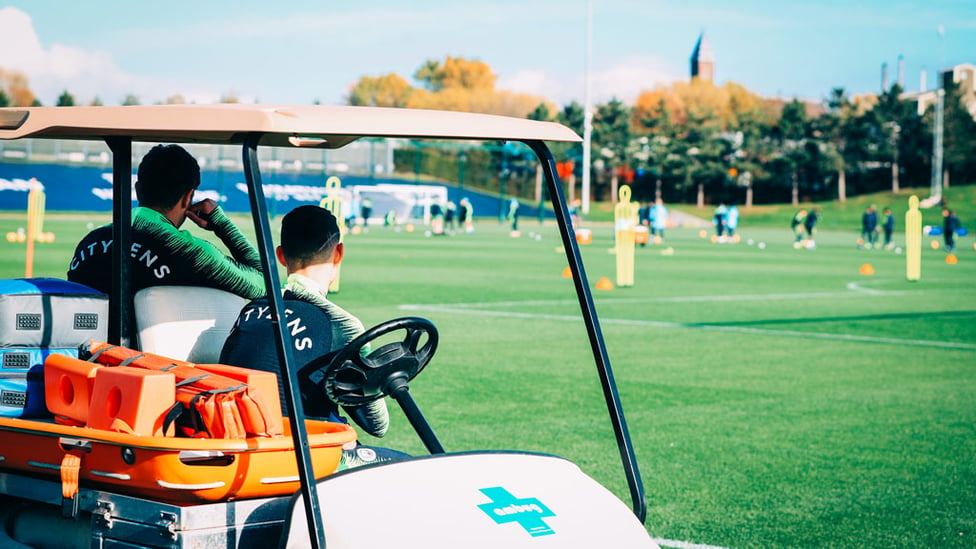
(0, 104, 645, 546)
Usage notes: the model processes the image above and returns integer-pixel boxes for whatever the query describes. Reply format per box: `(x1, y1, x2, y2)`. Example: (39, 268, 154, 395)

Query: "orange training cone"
(946, 254, 958, 264)
(859, 263, 875, 275)
(596, 277, 615, 290)
(562, 266, 573, 278)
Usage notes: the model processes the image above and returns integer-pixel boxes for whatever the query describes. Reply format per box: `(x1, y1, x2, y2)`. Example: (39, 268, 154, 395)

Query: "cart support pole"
(106, 137, 133, 348)
(527, 140, 647, 523)
(242, 134, 327, 549)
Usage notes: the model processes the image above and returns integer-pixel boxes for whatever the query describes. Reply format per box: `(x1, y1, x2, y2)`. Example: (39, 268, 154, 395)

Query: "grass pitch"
(1, 211, 974, 549)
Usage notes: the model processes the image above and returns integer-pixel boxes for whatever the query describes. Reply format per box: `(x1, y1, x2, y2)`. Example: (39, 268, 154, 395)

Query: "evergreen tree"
(56, 90, 76, 106)
(527, 102, 551, 121)
(591, 98, 633, 201)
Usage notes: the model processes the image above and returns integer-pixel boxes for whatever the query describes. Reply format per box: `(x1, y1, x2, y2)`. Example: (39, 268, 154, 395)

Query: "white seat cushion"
(134, 286, 247, 363)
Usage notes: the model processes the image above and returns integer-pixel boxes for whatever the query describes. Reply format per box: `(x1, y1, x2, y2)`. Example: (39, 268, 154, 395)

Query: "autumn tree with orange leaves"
(348, 73, 413, 108)
(0, 68, 38, 107)
(633, 79, 766, 131)
(348, 56, 554, 119)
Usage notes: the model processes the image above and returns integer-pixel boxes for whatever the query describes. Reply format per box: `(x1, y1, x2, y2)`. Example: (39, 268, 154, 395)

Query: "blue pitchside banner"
(0, 163, 394, 213)
(0, 162, 549, 221)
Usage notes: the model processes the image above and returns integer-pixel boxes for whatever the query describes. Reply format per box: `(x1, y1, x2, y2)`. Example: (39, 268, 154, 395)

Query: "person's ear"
(332, 243, 344, 266)
(276, 246, 287, 267)
(180, 189, 194, 210)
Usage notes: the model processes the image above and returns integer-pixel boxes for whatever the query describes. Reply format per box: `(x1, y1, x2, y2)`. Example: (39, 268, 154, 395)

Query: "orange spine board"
(88, 341, 241, 390)
(88, 340, 284, 438)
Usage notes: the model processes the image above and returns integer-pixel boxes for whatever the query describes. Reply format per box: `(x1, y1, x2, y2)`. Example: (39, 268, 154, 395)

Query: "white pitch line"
(846, 281, 886, 295)
(652, 538, 731, 549)
(410, 287, 947, 310)
(397, 304, 976, 351)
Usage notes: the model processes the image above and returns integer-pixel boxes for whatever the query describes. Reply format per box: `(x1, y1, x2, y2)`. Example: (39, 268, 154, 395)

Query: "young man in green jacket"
(67, 144, 264, 299)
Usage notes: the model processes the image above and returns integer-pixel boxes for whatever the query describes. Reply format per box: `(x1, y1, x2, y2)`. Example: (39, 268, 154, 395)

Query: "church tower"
(690, 31, 715, 83)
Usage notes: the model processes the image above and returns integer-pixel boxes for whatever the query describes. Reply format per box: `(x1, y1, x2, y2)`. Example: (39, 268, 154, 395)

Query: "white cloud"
(590, 57, 682, 103)
(0, 7, 44, 69)
(0, 6, 195, 105)
(0, 7, 121, 103)
(497, 69, 566, 101)
(498, 56, 681, 106)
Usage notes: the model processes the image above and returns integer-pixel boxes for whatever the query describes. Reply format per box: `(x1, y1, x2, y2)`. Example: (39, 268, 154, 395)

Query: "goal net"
(340, 183, 448, 226)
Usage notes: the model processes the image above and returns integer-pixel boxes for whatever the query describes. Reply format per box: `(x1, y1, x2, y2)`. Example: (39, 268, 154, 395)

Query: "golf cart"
(0, 104, 655, 548)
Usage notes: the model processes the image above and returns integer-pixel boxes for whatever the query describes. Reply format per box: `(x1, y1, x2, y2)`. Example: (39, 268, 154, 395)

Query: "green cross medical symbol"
(477, 486, 556, 537)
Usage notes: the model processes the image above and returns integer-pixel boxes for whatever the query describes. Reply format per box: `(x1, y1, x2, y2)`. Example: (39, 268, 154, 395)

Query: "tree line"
(356, 57, 976, 206)
(4, 57, 975, 206)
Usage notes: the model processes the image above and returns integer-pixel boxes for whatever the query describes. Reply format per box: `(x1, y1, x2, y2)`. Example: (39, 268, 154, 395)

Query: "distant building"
(690, 32, 715, 83)
(903, 63, 976, 118)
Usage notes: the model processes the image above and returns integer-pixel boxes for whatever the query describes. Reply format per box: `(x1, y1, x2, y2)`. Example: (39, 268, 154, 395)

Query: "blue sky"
(0, 1, 973, 108)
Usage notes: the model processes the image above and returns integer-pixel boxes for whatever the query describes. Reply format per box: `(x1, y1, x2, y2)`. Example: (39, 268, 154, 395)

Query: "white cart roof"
(0, 104, 581, 148)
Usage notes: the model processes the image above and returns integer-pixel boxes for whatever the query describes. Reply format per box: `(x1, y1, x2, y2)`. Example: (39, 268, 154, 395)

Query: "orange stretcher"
(0, 415, 355, 503)
(48, 340, 285, 439)
(0, 339, 357, 503)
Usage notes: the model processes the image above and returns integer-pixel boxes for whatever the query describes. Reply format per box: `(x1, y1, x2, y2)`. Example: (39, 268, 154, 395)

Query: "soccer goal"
(345, 183, 448, 226)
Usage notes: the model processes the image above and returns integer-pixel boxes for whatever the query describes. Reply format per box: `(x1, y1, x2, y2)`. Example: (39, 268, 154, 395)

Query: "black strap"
(86, 344, 118, 362)
(161, 401, 184, 436)
(176, 374, 211, 387)
(187, 392, 211, 436)
(117, 353, 145, 367)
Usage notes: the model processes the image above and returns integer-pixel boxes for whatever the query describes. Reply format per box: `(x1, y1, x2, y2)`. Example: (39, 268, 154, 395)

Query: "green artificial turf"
(1, 210, 974, 549)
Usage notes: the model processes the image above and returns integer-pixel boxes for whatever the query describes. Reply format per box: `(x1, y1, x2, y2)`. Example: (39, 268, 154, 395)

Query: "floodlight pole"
(581, 0, 593, 215)
(928, 25, 946, 207)
(931, 87, 944, 203)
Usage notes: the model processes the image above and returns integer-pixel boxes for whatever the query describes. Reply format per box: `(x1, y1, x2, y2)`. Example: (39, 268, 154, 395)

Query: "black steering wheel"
(323, 317, 438, 406)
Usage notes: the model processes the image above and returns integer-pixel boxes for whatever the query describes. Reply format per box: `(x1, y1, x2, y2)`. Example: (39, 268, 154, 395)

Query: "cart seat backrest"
(134, 286, 247, 363)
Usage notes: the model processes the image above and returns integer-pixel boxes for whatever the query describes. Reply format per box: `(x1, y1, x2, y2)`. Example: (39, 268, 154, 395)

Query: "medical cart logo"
(477, 487, 556, 537)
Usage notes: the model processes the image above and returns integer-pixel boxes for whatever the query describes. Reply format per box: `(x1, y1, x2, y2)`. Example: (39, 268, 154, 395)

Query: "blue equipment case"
(0, 278, 107, 417)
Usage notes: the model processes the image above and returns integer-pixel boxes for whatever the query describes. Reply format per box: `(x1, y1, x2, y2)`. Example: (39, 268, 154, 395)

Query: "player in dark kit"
(882, 208, 895, 250)
(860, 205, 879, 250)
(67, 144, 264, 299)
(804, 208, 820, 248)
(942, 209, 960, 253)
(220, 205, 389, 438)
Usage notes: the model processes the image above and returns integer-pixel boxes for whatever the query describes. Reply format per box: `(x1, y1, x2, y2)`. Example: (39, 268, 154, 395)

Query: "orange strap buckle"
(60, 451, 83, 518)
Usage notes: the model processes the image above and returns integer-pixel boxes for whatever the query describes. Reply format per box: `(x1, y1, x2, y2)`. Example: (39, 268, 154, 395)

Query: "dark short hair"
(135, 144, 201, 209)
(280, 205, 341, 264)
